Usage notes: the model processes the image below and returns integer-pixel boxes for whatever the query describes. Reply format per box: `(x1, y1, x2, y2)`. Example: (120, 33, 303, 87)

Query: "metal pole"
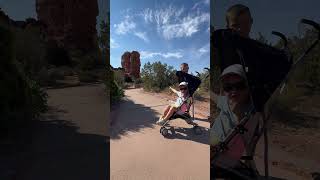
(263, 112, 269, 178)
(192, 95, 195, 121)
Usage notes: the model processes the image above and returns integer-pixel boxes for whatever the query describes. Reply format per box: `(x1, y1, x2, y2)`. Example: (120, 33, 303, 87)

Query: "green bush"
(77, 54, 98, 71)
(110, 80, 124, 104)
(113, 69, 125, 88)
(141, 61, 177, 92)
(25, 77, 48, 120)
(106, 67, 124, 104)
(274, 29, 320, 89)
(134, 78, 143, 84)
(0, 25, 48, 138)
(196, 70, 210, 93)
(13, 25, 47, 78)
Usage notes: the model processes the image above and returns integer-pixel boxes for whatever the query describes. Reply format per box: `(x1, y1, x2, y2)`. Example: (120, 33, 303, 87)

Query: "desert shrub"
(0, 26, 48, 138)
(13, 26, 47, 78)
(74, 52, 103, 83)
(141, 61, 177, 92)
(261, 28, 320, 128)
(110, 80, 124, 104)
(273, 28, 320, 89)
(25, 76, 48, 120)
(80, 53, 97, 70)
(196, 70, 210, 93)
(113, 70, 125, 88)
(106, 67, 124, 104)
(134, 78, 143, 85)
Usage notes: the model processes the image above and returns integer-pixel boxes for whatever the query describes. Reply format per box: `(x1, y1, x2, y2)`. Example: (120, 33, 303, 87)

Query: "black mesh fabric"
(176, 71, 202, 96)
(213, 29, 292, 111)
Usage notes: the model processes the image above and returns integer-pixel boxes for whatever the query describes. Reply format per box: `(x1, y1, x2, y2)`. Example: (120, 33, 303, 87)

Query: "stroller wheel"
(193, 125, 202, 135)
(170, 127, 175, 135)
(160, 126, 165, 134)
(161, 128, 169, 137)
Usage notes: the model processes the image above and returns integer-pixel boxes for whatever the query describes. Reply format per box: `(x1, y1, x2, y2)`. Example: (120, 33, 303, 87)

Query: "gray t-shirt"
(210, 95, 260, 167)
(210, 96, 254, 143)
(210, 96, 238, 142)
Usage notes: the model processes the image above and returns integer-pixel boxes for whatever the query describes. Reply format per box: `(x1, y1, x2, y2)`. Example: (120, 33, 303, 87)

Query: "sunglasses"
(223, 81, 247, 92)
(179, 87, 187, 91)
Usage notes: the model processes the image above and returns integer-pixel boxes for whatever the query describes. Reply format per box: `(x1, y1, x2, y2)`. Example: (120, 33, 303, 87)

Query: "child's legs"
(164, 105, 171, 115)
(161, 105, 171, 118)
(163, 106, 177, 120)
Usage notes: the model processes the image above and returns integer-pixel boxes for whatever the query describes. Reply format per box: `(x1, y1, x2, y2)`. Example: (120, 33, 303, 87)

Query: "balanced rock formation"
(121, 51, 141, 80)
(121, 52, 131, 76)
(35, 0, 98, 51)
(130, 51, 141, 79)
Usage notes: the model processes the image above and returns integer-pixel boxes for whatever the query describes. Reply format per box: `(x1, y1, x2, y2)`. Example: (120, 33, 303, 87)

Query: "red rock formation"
(121, 51, 141, 80)
(130, 51, 141, 79)
(121, 52, 131, 75)
(35, 0, 98, 51)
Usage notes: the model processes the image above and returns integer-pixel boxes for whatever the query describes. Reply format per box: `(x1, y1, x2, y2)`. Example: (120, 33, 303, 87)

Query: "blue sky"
(110, 0, 210, 74)
(211, 0, 320, 44)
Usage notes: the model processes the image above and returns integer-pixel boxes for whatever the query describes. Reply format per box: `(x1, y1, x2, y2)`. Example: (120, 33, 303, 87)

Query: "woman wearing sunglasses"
(210, 64, 260, 171)
(156, 82, 192, 125)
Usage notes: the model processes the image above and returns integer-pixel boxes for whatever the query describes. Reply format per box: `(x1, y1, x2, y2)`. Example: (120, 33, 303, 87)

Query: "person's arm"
(169, 86, 179, 95)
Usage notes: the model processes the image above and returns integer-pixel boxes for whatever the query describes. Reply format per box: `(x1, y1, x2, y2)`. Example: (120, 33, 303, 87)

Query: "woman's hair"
(226, 4, 252, 27)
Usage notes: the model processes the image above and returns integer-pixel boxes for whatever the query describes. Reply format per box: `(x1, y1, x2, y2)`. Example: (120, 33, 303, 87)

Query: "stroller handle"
(301, 19, 320, 39)
(301, 19, 320, 31)
(271, 31, 288, 48)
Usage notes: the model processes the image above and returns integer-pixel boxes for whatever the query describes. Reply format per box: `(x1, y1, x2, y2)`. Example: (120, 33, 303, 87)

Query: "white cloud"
(140, 51, 183, 59)
(114, 13, 149, 43)
(116, 4, 209, 41)
(162, 52, 183, 58)
(192, 0, 210, 10)
(139, 5, 209, 40)
(182, 44, 210, 62)
(141, 8, 153, 23)
(114, 15, 136, 35)
(198, 43, 210, 55)
(162, 13, 210, 40)
(110, 38, 119, 48)
(134, 31, 149, 43)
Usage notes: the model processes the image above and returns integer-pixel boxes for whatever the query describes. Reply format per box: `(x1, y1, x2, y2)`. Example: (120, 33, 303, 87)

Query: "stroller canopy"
(213, 29, 292, 111)
(176, 71, 201, 96)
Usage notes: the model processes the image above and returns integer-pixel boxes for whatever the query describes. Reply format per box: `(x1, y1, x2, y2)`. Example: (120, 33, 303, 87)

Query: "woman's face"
(179, 85, 188, 95)
(221, 74, 249, 105)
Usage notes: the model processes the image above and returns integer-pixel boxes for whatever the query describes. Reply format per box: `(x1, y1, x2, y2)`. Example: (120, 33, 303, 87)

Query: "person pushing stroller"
(156, 62, 200, 125)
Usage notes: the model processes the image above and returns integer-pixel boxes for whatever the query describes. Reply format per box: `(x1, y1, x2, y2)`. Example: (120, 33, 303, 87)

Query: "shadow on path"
(15, 106, 109, 180)
(110, 98, 158, 140)
(164, 121, 209, 145)
(194, 117, 210, 123)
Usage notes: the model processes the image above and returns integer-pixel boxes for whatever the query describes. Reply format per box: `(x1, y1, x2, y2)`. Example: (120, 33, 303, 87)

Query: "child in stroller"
(156, 81, 193, 125)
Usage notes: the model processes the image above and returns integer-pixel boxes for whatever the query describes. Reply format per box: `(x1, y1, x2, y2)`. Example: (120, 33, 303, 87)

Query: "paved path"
(110, 88, 210, 180)
(16, 84, 109, 180)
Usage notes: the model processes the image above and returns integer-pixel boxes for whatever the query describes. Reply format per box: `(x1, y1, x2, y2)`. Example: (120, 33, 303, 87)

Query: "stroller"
(159, 70, 206, 137)
(211, 19, 320, 179)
